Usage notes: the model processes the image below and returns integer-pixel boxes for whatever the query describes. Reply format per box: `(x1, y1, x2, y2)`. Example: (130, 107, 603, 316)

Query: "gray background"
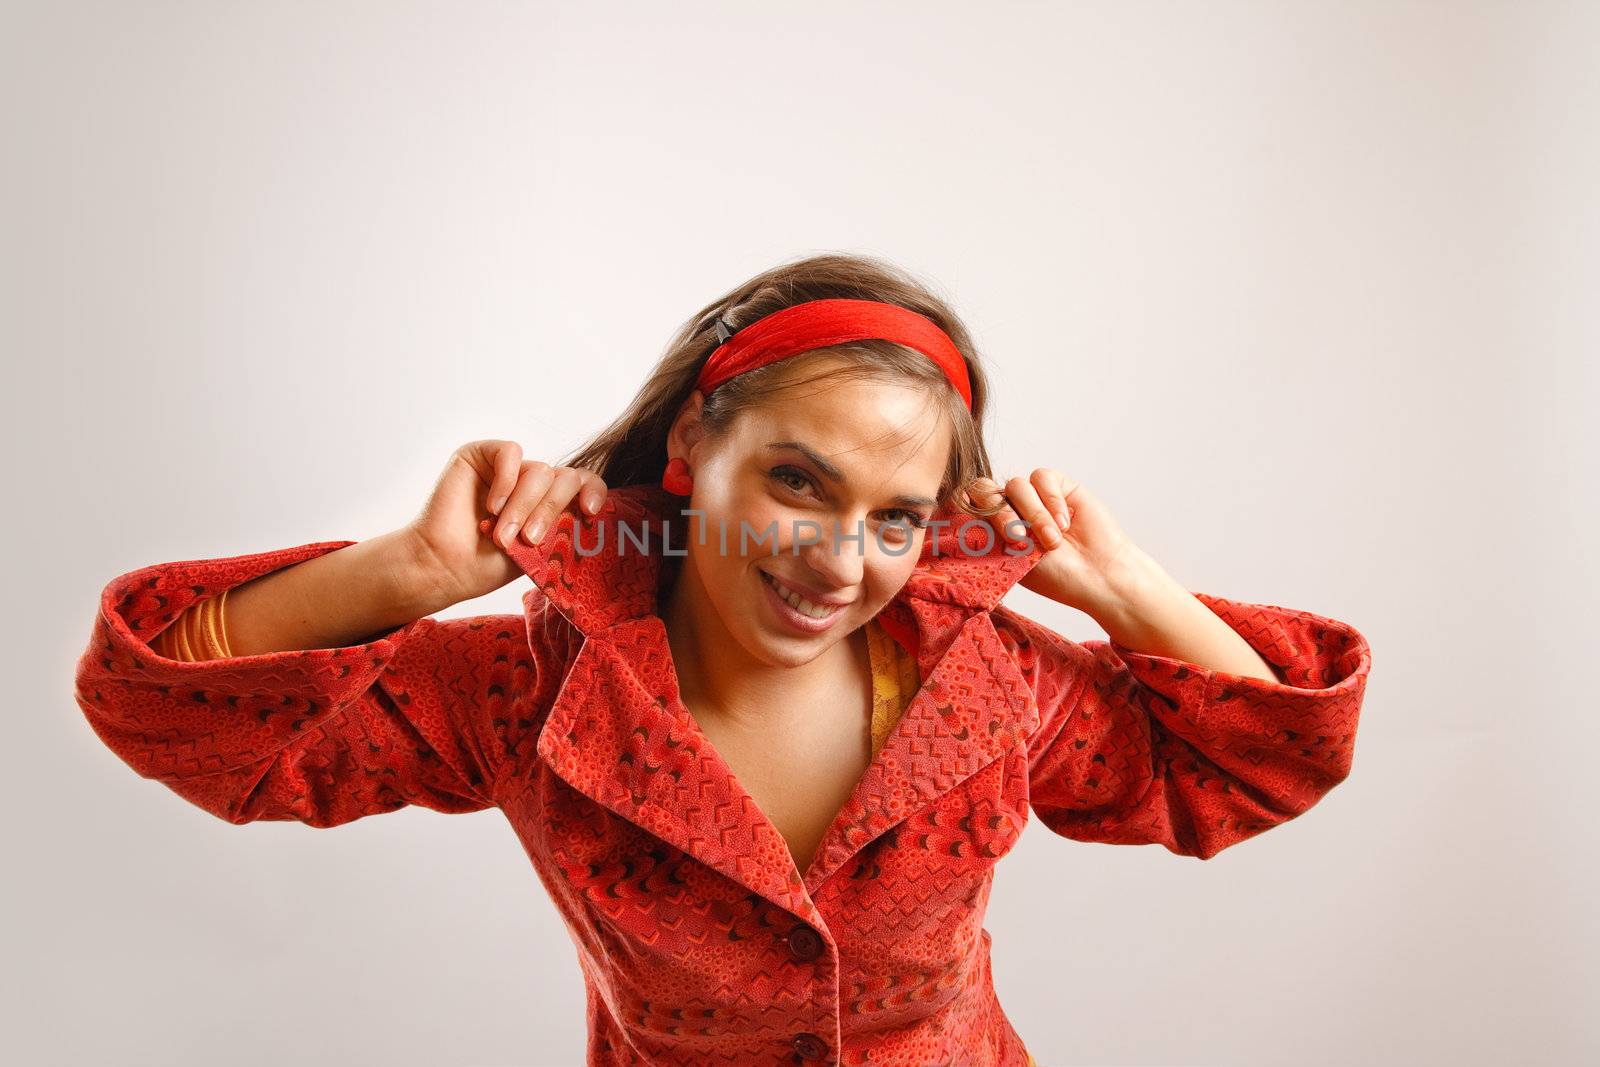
(5, 2, 1595, 1064)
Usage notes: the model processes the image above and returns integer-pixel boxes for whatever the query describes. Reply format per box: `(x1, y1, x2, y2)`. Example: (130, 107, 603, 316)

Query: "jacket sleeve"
(991, 593, 1371, 860)
(73, 540, 563, 827)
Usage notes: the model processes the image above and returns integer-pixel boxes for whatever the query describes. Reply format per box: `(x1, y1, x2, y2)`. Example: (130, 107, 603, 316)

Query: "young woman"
(74, 253, 1372, 1066)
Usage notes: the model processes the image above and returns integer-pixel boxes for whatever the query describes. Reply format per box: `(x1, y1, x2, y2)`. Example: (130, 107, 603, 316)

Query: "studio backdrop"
(5, 2, 1595, 1065)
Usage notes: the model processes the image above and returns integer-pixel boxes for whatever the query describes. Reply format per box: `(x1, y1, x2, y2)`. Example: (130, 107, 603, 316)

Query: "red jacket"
(74, 483, 1371, 1066)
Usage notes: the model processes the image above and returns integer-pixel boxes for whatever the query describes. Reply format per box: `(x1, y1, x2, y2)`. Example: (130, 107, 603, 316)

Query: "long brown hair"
(560, 252, 1003, 518)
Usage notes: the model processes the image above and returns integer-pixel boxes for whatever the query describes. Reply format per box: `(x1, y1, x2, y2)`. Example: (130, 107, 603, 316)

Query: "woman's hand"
(400, 440, 609, 607)
(966, 469, 1142, 616)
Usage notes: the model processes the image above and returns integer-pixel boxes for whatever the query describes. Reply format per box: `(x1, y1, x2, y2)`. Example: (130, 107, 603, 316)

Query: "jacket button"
(792, 1031, 828, 1060)
(786, 923, 823, 961)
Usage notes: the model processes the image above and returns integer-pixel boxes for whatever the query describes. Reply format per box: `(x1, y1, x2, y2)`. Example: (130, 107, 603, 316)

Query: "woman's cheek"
(873, 525, 920, 563)
(734, 500, 796, 557)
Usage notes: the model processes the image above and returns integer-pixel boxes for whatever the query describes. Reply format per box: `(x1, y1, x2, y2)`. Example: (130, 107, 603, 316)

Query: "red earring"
(661, 457, 693, 496)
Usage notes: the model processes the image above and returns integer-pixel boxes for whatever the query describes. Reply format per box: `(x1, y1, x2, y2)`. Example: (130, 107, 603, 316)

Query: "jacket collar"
(504, 483, 1046, 922)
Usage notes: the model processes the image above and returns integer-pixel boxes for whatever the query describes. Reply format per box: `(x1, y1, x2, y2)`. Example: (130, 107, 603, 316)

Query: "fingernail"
(499, 522, 518, 546)
(526, 517, 546, 543)
(1055, 510, 1070, 530)
(490, 495, 508, 514)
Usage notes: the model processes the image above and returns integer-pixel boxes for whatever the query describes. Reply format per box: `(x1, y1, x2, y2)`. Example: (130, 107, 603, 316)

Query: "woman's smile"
(758, 566, 850, 634)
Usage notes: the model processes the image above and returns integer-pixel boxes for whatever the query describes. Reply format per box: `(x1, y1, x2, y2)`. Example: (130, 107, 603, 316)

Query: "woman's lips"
(759, 569, 847, 635)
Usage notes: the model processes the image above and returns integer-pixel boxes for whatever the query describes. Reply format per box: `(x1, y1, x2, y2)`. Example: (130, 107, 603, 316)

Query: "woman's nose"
(797, 520, 866, 590)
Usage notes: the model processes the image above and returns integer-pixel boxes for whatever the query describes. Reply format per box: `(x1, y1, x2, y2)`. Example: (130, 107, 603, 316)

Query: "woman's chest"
(693, 694, 873, 873)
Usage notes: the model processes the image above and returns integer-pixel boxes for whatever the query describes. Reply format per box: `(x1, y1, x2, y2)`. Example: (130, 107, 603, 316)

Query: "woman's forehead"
(746, 377, 949, 450)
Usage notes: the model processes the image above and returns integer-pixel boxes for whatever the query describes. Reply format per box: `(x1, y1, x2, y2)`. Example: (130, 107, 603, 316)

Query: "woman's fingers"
(524, 466, 586, 543)
(997, 505, 1031, 546)
(1005, 473, 1063, 549)
(492, 461, 555, 549)
(481, 459, 608, 551)
(484, 440, 523, 515)
(577, 470, 609, 515)
(1032, 468, 1076, 536)
(965, 477, 1029, 547)
(962, 469, 1086, 554)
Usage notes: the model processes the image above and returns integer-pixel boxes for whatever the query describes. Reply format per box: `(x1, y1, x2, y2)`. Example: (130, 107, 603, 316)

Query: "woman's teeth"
(763, 571, 841, 619)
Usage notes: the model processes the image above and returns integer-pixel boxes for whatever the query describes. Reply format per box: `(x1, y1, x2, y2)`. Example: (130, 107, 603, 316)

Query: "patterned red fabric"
(73, 484, 1371, 1065)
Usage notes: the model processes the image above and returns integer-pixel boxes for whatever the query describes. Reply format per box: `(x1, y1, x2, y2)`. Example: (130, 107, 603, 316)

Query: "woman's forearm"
(1085, 545, 1282, 683)
(223, 529, 455, 656)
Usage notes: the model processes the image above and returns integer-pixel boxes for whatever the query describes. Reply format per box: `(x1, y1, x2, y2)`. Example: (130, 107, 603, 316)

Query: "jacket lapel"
(797, 517, 1046, 892)
(506, 484, 1045, 917)
(531, 617, 819, 917)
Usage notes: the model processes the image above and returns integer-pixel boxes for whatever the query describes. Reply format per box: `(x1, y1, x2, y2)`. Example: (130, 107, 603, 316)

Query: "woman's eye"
(885, 510, 930, 529)
(769, 468, 928, 531)
(771, 466, 815, 495)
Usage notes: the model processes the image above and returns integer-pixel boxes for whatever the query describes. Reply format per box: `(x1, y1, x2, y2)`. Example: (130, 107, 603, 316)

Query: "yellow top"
(864, 614, 919, 757)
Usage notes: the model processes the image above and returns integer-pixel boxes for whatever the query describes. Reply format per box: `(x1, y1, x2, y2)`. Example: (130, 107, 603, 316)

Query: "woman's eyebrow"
(766, 441, 937, 509)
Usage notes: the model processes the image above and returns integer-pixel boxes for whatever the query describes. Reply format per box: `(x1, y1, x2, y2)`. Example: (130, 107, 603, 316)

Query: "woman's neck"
(661, 556, 862, 734)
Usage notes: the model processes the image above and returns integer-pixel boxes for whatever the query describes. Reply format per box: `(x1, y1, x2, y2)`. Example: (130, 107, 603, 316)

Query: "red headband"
(694, 298, 973, 411)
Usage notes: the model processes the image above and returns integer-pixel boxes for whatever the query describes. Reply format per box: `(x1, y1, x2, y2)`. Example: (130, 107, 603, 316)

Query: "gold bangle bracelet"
(152, 589, 235, 662)
(199, 587, 233, 660)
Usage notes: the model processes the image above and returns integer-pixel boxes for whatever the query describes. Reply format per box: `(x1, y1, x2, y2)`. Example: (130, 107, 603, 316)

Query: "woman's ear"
(666, 390, 707, 463)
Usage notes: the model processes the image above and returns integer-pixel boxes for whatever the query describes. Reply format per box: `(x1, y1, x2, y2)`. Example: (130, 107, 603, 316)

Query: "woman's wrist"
(1080, 543, 1185, 649)
(381, 526, 467, 620)
(222, 529, 454, 657)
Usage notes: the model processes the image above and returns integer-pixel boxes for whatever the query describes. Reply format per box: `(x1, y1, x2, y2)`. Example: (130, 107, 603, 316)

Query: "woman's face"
(671, 364, 954, 669)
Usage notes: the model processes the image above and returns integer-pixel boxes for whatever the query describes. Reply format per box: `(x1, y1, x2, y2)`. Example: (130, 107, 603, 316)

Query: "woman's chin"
(743, 607, 843, 666)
